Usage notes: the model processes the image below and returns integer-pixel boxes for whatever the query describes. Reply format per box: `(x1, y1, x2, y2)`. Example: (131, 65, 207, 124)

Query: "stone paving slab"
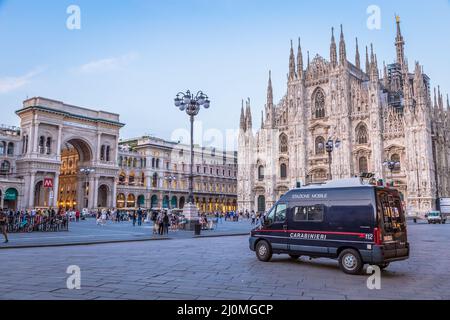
(0, 223, 449, 300)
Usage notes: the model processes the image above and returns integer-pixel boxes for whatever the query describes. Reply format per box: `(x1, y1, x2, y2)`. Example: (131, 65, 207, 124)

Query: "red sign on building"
(44, 178, 54, 188)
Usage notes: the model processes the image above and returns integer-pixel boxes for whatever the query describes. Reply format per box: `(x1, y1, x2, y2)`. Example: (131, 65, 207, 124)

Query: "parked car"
(426, 211, 446, 224)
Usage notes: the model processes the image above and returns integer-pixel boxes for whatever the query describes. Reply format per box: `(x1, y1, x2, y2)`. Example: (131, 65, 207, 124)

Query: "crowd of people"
(0, 205, 267, 244)
(0, 208, 71, 243)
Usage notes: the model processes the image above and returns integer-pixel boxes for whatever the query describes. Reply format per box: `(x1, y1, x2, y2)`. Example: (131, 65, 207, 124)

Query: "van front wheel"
(256, 240, 272, 262)
(338, 249, 363, 275)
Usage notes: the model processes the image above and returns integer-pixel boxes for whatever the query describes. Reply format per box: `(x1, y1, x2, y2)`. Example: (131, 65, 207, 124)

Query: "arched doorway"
(137, 195, 145, 208)
(162, 196, 169, 209)
(171, 196, 177, 209)
(97, 185, 109, 208)
(117, 193, 125, 209)
(257, 195, 266, 214)
(58, 138, 93, 210)
(151, 195, 158, 209)
(127, 194, 136, 208)
(4, 188, 18, 211)
(179, 197, 185, 209)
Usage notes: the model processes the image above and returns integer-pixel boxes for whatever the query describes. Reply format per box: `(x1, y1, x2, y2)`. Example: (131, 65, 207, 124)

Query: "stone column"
(93, 176, 99, 208)
(112, 179, 117, 209)
(32, 120, 40, 154)
(56, 125, 63, 160)
(96, 133, 102, 162)
(1, 193, 4, 209)
(28, 173, 36, 208)
(88, 175, 95, 209)
(52, 173, 60, 208)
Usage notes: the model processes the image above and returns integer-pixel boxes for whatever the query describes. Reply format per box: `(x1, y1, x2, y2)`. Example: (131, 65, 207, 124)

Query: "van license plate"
(384, 235, 393, 242)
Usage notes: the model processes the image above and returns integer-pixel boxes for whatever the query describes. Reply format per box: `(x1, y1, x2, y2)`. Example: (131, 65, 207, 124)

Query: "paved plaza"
(0, 219, 252, 248)
(0, 222, 449, 300)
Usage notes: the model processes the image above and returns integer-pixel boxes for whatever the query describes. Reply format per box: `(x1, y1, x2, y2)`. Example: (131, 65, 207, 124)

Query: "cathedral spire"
(330, 27, 337, 68)
(434, 87, 438, 109)
(267, 70, 273, 106)
(438, 86, 444, 111)
(261, 110, 264, 129)
(395, 15, 405, 67)
(289, 40, 296, 80)
(355, 37, 361, 70)
(297, 38, 303, 79)
(383, 61, 389, 88)
(240, 100, 246, 131)
(339, 24, 347, 65)
(365, 46, 370, 74)
(370, 43, 375, 64)
(307, 51, 310, 69)
(245, 98, 252, 130)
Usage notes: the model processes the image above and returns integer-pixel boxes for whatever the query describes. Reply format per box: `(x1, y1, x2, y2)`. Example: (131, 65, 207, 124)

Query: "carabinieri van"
(249, 178, 410, 275)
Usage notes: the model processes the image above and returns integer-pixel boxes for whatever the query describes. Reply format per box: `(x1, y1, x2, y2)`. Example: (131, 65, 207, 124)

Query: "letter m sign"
(44, 178, 54, 188)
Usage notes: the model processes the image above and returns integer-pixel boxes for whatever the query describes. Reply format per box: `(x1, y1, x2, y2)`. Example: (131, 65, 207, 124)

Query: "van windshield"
(376, 190, 406, 233)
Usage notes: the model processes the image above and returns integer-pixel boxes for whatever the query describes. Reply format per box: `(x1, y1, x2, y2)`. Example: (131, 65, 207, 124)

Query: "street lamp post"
(164, 175, 177, 209)
(174, 90, 210, 227)
(321, 138, 341, 181)
(80, 167, 95, 210)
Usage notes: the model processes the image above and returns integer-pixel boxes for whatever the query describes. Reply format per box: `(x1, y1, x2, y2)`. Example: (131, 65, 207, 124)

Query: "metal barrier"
(6, 215, 69, 233)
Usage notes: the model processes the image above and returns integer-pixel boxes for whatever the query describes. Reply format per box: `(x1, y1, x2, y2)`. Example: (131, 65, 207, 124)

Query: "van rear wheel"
(256, 240, 272, 262)
(338, 249, 363, 275)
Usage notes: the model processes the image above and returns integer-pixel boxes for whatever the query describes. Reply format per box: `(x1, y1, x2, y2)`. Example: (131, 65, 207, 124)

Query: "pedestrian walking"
(0, 210, 9, 243)
(251, 211, 256, 226)
(101, 209, 107, 226)
(157, 212, 164, 235)
(163, 212, 170, 235)
(137, 207, 143, 226)
(152, 212, 158, 235)
(132, 211, 137, 227)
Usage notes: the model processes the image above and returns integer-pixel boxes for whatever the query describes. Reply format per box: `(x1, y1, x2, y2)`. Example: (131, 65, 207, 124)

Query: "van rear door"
(376, 189, 408, 258)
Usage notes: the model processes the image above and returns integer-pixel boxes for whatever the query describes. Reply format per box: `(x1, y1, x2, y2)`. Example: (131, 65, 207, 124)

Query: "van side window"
(275, 204, 287, 222)
(293, 205, 324, 222)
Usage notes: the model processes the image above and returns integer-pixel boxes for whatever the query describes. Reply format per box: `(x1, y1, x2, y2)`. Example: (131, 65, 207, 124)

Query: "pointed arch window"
(258, 165, 264, 181)
(279, 134, 288, 153)
(313, 89, 326, 119)
(280, 163, 288, 179)
(315, 136, 325, 155)
(356, 123, 369, 144)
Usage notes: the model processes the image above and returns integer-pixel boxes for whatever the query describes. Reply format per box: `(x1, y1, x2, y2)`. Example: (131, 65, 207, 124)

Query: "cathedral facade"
(238, 17, 450, 217)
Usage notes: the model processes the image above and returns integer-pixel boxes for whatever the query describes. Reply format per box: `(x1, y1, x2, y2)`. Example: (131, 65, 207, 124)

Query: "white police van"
(249, 178, 410, 275)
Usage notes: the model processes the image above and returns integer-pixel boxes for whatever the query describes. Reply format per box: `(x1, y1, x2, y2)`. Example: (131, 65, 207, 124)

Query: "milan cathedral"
(238, 17, 450, 216)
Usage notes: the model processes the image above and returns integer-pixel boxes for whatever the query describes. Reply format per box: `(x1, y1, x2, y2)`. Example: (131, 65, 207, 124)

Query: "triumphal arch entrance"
(15, 97, 124, 211)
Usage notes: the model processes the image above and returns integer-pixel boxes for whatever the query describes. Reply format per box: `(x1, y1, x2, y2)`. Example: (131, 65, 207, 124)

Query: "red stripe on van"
(258, 229, 366, 239)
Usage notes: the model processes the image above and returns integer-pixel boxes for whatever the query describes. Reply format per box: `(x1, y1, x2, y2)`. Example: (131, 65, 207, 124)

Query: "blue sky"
(1, 0, 449, 150)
